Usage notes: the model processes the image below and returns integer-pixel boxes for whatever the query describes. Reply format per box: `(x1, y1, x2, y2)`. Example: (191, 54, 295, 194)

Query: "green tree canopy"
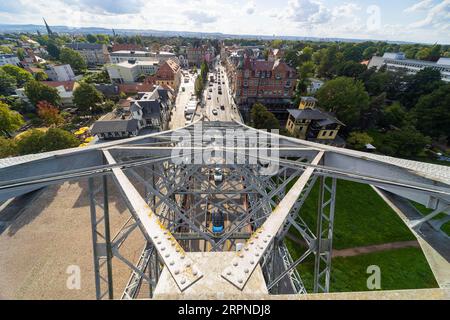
(0, 102, 25, 136)
(413, 84, 450, 142)
(17, 128, 79, 155)
(73, 82, 104, 114)
(0, 136, 17, 158)
(347, 132, 374, 150)
(0, 64, 33, 87)
(316, 76, 369, 129)
(59, 47, 87, 73)
(0, 69, 17, 95)
(24, 80, 61, 106)
(250, 103, 280, 130)
(378, 126, 431, 158)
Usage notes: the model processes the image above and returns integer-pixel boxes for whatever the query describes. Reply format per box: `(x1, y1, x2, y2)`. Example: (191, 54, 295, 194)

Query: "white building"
(45, 64, 76, 81)
(106, 59, 159, 84)
(0, 54, 20, 66)
(109, 50, 177, 64)
(307, 78, 324, 94)
(368, 52, 450, 82)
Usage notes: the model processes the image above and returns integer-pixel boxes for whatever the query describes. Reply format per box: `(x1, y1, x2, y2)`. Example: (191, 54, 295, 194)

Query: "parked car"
(212, 109, 218, 115)
(220, 105, 225, 110)
(214, 167, 223, 182)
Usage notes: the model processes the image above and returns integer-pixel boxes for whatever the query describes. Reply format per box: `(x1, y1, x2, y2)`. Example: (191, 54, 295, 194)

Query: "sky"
(0, 0, 449, 44)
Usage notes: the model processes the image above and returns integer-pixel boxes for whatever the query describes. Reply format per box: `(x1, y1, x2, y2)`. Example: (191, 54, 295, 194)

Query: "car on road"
(220, 105, 225, 110)
(185, 114, 193, 120)
(209, 88, 212, 92)
(184, 78, 189, 83)
(222, 81, 225, 85)
(214, 168, 223, 183)
(211, 209, 224, 233)
(218, 90, 222, 95)
(212, 109, 218, 115)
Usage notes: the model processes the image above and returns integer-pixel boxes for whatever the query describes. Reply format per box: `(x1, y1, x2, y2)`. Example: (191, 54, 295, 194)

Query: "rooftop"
(287, 108, 344, 126)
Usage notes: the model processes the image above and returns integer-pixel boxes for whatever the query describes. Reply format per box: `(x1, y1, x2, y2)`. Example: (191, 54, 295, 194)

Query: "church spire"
(43, 17, 53, 36)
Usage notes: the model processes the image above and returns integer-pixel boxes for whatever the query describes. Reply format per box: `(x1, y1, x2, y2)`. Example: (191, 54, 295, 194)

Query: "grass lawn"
(287, 179, 415, 249)
(410, 201, 450, 236)
(285, 239, 438, 292)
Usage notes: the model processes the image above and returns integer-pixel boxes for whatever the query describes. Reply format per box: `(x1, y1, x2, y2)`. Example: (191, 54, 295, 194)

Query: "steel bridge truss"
(0, 121, 449, 299)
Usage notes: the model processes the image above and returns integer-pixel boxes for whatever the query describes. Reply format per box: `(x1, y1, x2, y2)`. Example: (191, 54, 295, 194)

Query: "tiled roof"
(41, 81, 76, 91)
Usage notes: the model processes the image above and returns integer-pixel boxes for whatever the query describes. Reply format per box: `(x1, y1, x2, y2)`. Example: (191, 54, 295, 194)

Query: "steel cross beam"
(221, 151, 324, 290)
(313, 176, 337, 293)
(103, 150, 203, 291)
(88, 176, 114, 299)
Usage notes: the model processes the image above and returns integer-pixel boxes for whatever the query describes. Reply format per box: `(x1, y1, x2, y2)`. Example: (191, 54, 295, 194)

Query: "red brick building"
(154, 59, 181, 91)
(232, 57, 297, 113)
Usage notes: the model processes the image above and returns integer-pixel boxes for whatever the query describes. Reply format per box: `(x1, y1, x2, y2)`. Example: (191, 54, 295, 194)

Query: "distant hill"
(0, 23, 417, 44)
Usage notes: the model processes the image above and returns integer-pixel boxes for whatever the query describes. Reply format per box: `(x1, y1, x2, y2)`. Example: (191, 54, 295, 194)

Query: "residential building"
(91, 109, 143, 140)
(153, 59, 181, 91)
(91, 86, 172, 139)
(368, 52, 450, 82)
(106, 59, 159, 84)
(109, 50, 177, 64)
(286, 97, 344, 146)
(186, 45, 215, 67)
(42, 81, 79, 107)
(307, 78, 324, 94)
(111, 43, 145, 52)
(0, 54, 20, 66)
(45, 64, 76, 81)
(227, 55, 297, 117)
(268, 48, 284, 62)
(66, 43, 109, 66)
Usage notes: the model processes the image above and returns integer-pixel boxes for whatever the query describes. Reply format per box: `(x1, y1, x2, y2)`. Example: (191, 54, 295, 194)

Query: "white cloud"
(408, 0, 450, 29)
(61, 0, 147, 15)
(244, 1, 256, 15)
(283, 0, 332, 26)
(183, 10, 218, 26)
(404, 0, 434, 13)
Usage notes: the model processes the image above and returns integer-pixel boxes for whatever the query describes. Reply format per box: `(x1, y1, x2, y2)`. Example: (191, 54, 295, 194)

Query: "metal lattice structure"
(0, 118, 449, 299)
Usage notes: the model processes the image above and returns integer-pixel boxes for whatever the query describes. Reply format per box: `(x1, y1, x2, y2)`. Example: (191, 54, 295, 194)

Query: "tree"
(0, 136, 17, 158)
(16, 129, 46, 155)
(362, 46, 378, 60)
(413, 85, 450, 142)
(401, 67, 443, 109)
(316, 77, 369, 129)
(86, 34, 98, 43)
(194, 74, 204, 99)
(360, 93, 386, 129)
(46, 40, 60, 59)
(0, 102, 24, 136)
(73, 82, 104, 114)
(1, 64, 33, 87)
(381, 102, 409, 128)
(16, 48, 26, 61)
(378, 126, 431, 158)
(250, 103, 280, 130)
(415, 47, 431, 60)
(342, 45, 363, 62)
(347, 132, 374, 150)
(59, 47, 87, 73)
(24, 80, 60, 106)
(336, 61, 367, 79)
(37, 101, 64, 127)
(17, 128, 79, 155)
(41, 128, 79, 151)
(317, 45, 342, 79)
(0, 69, 17, 95)
(34, 70, 48, 81)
